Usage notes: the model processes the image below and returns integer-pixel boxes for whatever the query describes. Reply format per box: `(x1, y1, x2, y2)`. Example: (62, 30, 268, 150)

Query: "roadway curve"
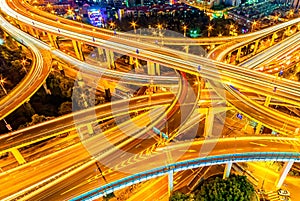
(16, 136, 300, 200)
(16, 0, 300, 45)
(0, 93, 173, 154)
(210, 32, 300, 135)
(3, 0, 300, 108)
(0, 15, 52, 120)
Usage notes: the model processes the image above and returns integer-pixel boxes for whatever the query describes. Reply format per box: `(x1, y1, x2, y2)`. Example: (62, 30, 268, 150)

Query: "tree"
(194, 175, 255, 201)
(170, 191, 192, 201)
(58, 101, 72, 115)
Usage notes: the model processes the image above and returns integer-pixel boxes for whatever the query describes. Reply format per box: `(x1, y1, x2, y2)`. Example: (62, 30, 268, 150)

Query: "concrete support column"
(47, 32, 55, 48)
(270, 32, 277, 47)
(35, 29, 40, 39)
(252, 39, 260, 55)
(264, 96, 271, 107)
(77, 42, 84, 61)
(168, 169, 174, 197)
(28, 26, 36, 37)
(235, 47, 242, 64)
(204, 107, 214, 137)
(11, 148, 26, 165)
(22, 25, 28, 33)
(105, 49, 114, 69)
(87, 123, 94, 135)
(184, 45, 189, 54)
(53, 35, 59, 49)
(276, 160, 294, 189)
(223, 161, 233, 179)
(72, 40, 83, 61)
(286, 26, 291, 36)
(18, 23, 25, 32)
(97, 47, 104, 61)
(155, 63, 160, 75)
(227, 52, 232, 63)
(147, 61, 155, 75)
(129, 56, 134, 65)
(255, 123, 262, 135)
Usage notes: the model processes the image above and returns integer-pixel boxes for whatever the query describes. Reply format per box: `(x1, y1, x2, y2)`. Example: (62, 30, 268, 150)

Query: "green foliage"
(170, 191, 192, 201)
(195, 175, 254, 201)
(171, 175, 255, 201)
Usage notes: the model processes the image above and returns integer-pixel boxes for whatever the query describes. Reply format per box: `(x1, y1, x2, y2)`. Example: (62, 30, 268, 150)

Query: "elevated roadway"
(2, 0, 300, 109)
(17, 0, 300, 46)
(0, 15, 52, 120)
(15, 136, 300, 200)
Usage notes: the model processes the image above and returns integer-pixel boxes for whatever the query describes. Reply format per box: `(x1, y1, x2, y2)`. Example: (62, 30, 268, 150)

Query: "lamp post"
(0, 77, 7, 95)
(207, 25, 213, 37)
(131, 21, 137, 34)
(109, 22, 115, 30)
(21, 59, 27, 73)
(183, 25, 187, 37)
(251, 20, 257, 32)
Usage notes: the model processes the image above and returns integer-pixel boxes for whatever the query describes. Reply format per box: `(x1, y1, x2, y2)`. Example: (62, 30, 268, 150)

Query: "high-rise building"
(291, 0, 300, 8)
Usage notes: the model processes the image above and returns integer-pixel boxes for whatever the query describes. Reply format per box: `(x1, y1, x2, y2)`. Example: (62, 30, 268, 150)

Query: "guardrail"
(71, 151, 300, 201)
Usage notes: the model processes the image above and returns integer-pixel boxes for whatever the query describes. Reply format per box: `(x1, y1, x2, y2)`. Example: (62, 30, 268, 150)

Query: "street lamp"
(109, 22, 115, 30)
(183, 25, 187, 37)
(251, 20, 257, 32)
(288, 9, 294, 18)
(21, 59, 27, 73)
(130, 21, 137, 34)
(207, 24, 213, 37)
(157, 23, 162, 34)
(0, 76, 7, 95)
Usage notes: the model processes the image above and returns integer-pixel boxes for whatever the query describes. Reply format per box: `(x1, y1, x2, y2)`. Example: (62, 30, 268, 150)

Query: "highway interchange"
(0, 0, 300, 200)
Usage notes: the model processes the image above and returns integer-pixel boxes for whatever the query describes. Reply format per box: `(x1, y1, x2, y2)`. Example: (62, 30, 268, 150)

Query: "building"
(291, 0, 300, 8)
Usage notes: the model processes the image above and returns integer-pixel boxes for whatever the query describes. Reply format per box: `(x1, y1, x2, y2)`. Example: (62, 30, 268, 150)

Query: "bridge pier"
(72, 40, 84, 61)
(35, 29, 40, 39)
(104, 49, 115, 69)
(255, 96, 271, 135)
(252, 39, 260, 55)
(286, 26, 291, 37)
(47, 32, 55, 48)
(28, 26, 36, 37)
(11, 148, 26, 165)
(168, 169, 174, 197)
(270, 32, 277, 47)
(204, 107, 214, 137)
(52, 35, 59, 49)
(223, 161, 233, 179)
(97, 47, 105, 62)
(235, 47, 242, 64)
(87, 123, 94, 135)
(226, 52, 232, 63)
(147, 61, 155, 75)
(276, 160, 294, 189)
(184, 45, 189, 54)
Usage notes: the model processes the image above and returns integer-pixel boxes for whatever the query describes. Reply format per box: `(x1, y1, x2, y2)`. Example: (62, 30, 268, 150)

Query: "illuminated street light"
(130, 21, 137, 34)
(207, 24, 213, 37)
(0, 76, 7, 95)
(288, 10, 294, 18)
(251, 20, 258, 32)
(183, 25, 187, 37)
(21, 59, 28, 73)
(109, 22, 115, 30)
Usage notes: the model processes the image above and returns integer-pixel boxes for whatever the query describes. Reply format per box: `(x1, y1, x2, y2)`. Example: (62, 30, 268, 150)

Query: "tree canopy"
(170, 175, 255, 201)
